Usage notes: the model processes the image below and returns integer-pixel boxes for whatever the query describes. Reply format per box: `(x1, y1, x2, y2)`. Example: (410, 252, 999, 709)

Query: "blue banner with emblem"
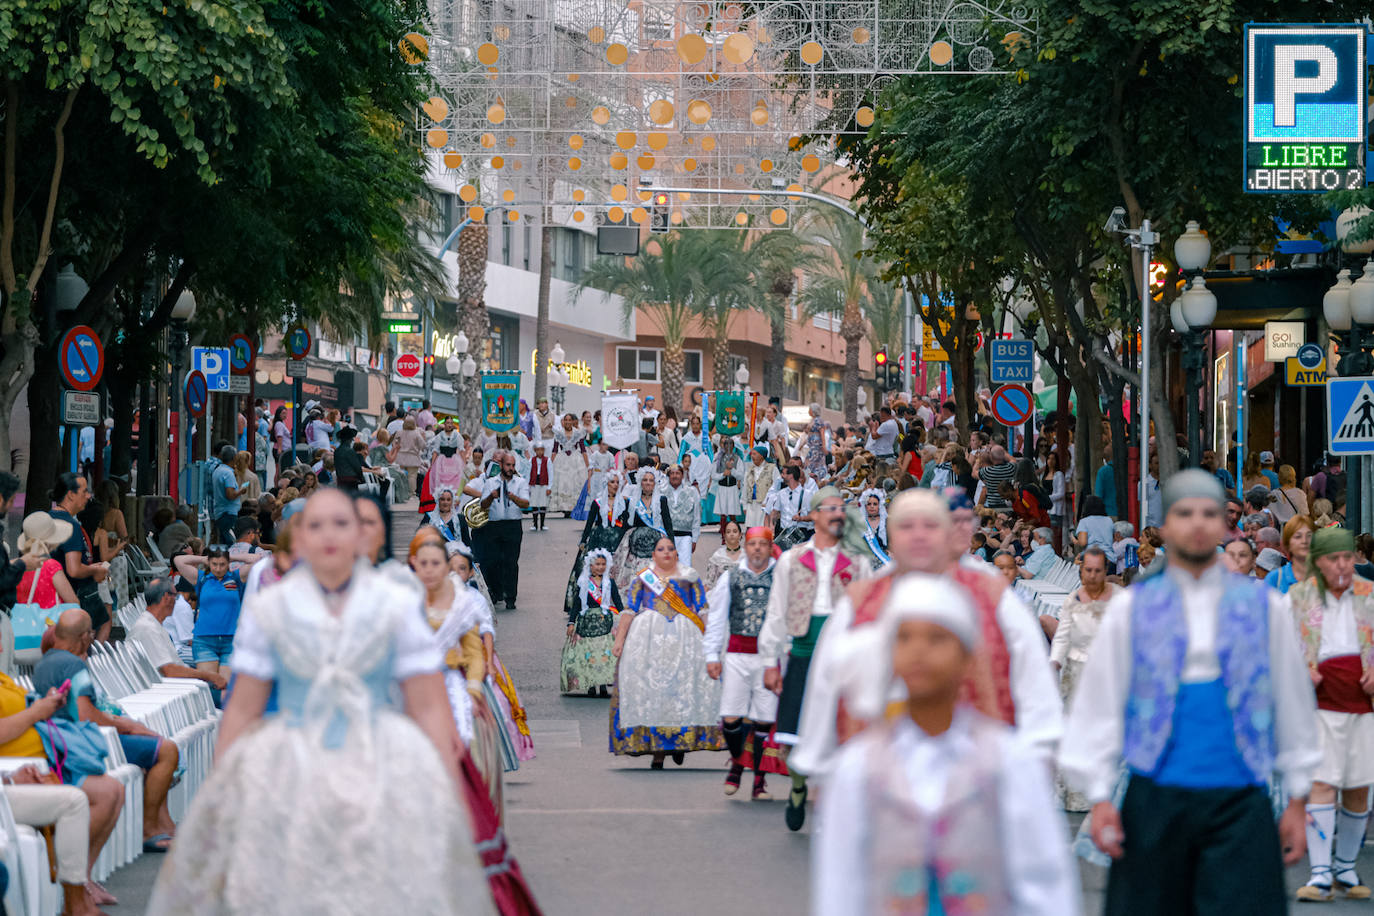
(480, 371, 520, 432)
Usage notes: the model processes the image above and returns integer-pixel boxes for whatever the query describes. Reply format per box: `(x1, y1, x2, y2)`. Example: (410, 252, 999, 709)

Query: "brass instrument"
(463, 497, 490, 530)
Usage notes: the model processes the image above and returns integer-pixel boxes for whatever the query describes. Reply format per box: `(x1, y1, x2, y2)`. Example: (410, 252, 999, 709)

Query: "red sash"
(1317, 655, 1374, 714)
(727, 634, 758, 654)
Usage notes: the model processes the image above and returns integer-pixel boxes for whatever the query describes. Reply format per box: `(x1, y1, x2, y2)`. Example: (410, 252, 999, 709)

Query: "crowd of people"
(8, 380, 1374, 914)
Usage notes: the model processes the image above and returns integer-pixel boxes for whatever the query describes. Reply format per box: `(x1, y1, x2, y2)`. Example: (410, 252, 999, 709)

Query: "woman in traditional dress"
(549, 413, 589, 517)
(1048, 545, 1120, 812)
(426, 420, 466, 497)
(678, 415, 712, 498)
(741, 445, 776, 528)
(859, 487, 889, 568)
(427, 488, 463, 543)
(561, 549, 622, 697)
(705, 436, 743, 533)
(611, 472, 674, 596)
(148, 488, 495, 916)
(563, 475, 627, 622)
(587, 439, 616, 502)
(610, 536, 725, 767)
(702, 519, 744, 590)
(410, 537, 505, 809)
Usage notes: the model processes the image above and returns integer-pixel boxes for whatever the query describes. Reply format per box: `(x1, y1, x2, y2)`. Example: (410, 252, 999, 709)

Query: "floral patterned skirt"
(560, 632, 616, 693)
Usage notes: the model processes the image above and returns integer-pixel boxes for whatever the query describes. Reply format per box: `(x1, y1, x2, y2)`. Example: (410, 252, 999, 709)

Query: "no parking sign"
(990, 384, 1034, 427)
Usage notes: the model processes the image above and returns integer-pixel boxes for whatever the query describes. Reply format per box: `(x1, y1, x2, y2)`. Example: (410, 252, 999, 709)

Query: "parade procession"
(7, 0, 1374, 913)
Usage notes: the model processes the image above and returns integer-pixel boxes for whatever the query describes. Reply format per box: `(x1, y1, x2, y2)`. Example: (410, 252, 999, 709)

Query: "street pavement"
(104, 507, 1374, 913)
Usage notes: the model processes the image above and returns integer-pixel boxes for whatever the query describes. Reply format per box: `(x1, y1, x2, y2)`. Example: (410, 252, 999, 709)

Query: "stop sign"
(396, 353, 422, 378)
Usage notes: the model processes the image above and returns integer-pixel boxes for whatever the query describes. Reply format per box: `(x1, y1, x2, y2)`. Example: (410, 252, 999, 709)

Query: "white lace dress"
(147, 564, 495, 916)
(549, 428, 587, 513)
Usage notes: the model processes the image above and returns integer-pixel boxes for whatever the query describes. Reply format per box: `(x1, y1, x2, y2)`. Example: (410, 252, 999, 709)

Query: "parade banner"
(714, 391, 745, 436)
(601, 392, 640, 449)
(480, 371, 520, 432)
(700, 392, 714, 462)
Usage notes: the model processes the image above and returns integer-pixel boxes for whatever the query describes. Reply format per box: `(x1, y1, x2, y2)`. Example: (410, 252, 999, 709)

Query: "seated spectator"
(33, 608, 178, 854)
(1110, 520, 1140, 571)
(130, 579, 226, 691)
(155, 505, 195, 559)
(0, 672, 124, 914)
(992, 549, 1030, 583)
(17, 511, 81, 609)
(1023, 526, 1059, 578)
(1256, 547, 1286, 580)
(1073, 495, 1114, 555)
(172, 548, 244, 676)
(968, 531, 991, 562)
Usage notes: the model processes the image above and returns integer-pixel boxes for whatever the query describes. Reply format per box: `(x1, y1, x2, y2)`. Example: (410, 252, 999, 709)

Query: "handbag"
(11, 568, 78, 666)
(36, 716, 109, 785)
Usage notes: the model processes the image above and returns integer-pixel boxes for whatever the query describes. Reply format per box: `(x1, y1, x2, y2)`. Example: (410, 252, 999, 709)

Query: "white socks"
(1308, 803, 1336, 886)
(1335, 806, 1370, 885)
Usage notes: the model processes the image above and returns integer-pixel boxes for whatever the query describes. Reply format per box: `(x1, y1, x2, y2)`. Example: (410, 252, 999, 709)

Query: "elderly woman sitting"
(0, 671, 125, 915)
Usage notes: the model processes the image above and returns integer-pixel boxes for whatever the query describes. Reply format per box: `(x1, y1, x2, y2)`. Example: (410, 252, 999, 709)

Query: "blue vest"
(1123, 571, 1275, 788)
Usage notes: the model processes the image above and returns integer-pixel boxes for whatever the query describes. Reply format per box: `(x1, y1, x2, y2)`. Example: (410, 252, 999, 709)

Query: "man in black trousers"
(477, 450, 530, 610)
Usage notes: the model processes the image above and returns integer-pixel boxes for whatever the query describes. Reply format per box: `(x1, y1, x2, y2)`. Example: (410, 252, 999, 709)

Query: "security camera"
(1103, 206, 1128, 233)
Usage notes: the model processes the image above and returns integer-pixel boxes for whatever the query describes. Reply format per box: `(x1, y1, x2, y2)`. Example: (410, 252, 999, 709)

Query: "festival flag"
(714, 391, 745, 436)
(480, 371, 521, 431)
(600, 392, 640, 449)
(700, 391, 714, 462)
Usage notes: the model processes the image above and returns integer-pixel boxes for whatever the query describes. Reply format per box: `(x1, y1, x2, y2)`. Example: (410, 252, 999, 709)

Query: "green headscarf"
(1309, 526, 1356, 592)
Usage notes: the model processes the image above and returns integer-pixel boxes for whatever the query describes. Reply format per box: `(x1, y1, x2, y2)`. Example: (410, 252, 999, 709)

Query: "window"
(783, 366, 801, 401)
(683, 351, 702, 385)
(552, 227, 598, 283)
(434, 192, 456, 240)
(616, 347, 703, 384)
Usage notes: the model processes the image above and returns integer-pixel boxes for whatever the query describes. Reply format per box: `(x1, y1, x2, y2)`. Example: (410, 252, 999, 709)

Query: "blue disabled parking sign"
(1326, 377, 1374, 454)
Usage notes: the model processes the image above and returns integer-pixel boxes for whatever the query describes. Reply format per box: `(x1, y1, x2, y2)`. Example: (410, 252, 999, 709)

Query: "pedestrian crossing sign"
(1327, 377, 1374, 454)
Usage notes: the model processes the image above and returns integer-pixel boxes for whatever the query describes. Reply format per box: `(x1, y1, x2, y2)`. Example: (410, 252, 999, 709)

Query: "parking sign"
(191, 346, 231, 392)
(1244, 24, 1367, 193)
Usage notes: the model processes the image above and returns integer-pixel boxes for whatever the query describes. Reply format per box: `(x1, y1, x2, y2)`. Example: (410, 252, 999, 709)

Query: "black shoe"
(598, 685, 610, 698)
(671, 751, 685, 766)
(504, 600, 516, 610)
(650, 754, 665, 770)
(785, 783, 807, 831)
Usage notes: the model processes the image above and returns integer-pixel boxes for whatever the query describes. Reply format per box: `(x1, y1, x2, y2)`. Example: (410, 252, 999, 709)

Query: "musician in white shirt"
(475, 450, 530, 610)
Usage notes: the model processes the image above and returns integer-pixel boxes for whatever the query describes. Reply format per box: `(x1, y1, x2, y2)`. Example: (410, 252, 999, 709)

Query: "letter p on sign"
(1273, 45, 1338, 126)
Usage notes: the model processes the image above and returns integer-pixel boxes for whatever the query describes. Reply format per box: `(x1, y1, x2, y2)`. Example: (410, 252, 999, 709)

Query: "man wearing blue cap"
(1060, 469, 1319, 915)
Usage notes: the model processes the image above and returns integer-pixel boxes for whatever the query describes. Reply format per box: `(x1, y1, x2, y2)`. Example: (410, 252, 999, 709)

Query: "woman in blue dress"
(148, 488, 494, 916)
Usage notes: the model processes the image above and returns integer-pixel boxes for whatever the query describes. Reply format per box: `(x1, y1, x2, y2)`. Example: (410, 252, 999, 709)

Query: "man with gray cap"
(1286, 526, 1374, 901)
(758, 485, 868, 831)
(209, 444, 247, 545)
(1060, 469, 1319, 915)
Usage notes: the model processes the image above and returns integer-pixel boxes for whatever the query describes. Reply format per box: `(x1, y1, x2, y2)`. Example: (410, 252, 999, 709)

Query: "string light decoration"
(407, 1, 1035, 228)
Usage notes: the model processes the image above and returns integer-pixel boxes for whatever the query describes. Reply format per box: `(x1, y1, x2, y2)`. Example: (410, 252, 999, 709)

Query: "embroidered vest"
(1289, 576, 1374, 672)
(784, 546, 858, 637)
(849, 570, 1015, 725)
(866, 715, 1011, 915)
(1123, 571, 1275, 786)
(728, 566, 774, 638)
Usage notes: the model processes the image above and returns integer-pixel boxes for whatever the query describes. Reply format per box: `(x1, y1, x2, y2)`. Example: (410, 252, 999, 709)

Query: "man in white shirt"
(915, 397, 935, 429)
(1143, 451, 1164, 529)
(759, 487, 869, 831)
(640, 395, 660, 424)
(416, 399, 436, 432)
(662, 465, 701, 566)
(1059, 470, 1318, 916)
(865, 407, 899, 461)
(131, 578, 227, 690)
(475, 451, 530, 610)
(771, 465, 814, 539)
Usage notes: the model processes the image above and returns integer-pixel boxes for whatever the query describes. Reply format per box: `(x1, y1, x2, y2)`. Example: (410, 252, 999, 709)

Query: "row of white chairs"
(0, 595, 220, 914)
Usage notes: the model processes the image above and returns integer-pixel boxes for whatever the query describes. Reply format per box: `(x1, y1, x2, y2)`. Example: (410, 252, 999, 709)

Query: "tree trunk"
(534, 224, 552, 401)
(764, 271, 794, 396)
(1149, 302, 1180, 481)
(0, 319, 35, 475)
(1067, 359, 1102, 516)
(840, 299, 864, 424)
(711, 329, 731, 391)
(662, 340, 685, 414)
(455, 221, 489, 435)
(24, 333, 61, 512)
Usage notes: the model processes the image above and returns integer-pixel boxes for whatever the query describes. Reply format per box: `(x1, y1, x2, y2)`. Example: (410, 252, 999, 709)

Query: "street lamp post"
(1173, 221, 1214, 463)
(169, 290, 197, 499)
(549, 341, 567, 414)
(1106, 211, 1158, 519)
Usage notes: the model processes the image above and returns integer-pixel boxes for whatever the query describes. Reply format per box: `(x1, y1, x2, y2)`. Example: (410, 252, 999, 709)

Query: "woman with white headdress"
(561, 548, 623, 697)
(611, 472, 674, 596)
(563, 475, 626, 626)
(708, 440, 743, 534)
(859, 487, 890, 568)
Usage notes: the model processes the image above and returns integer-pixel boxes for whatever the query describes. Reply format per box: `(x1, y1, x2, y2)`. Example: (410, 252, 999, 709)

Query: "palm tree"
(744, 229, 823, 396)
(576, 232, 710, 412)
(689, 231, 754, 389)
(796, 207, 887, 423)
(454, 219, 490, 433)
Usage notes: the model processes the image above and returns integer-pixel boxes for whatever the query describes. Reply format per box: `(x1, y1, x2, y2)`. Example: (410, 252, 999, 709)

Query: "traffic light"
(650, 192, 670, 234)
(874, 348, 890, 389)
